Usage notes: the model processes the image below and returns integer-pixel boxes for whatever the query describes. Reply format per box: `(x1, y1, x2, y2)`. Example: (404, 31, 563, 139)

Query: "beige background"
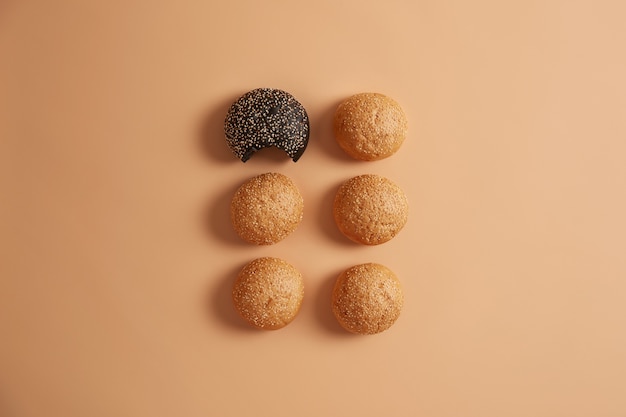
(1, 1, 626, 416)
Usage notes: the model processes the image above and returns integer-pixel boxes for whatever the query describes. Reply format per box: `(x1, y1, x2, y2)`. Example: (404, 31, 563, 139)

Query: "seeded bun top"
(333, 92, 407, 161)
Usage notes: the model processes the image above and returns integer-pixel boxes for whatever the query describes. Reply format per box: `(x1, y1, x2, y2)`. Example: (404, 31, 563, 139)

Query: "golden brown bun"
(331, 263, 403, 335)
(232, 257, 304, 330)
(230, 172, 303, 245)
(333, 174, 408, 245)
(333, 93, 407, 161)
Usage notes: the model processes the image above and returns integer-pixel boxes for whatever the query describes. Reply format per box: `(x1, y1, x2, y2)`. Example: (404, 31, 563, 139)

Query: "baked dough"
(232, 257, 304, 330)
(225, 88, 310, 162)
(333, 174, 408, 245)
(331, 263, 403, 335)
(333, 92, 407, 161)
(230, 172, 304, 245)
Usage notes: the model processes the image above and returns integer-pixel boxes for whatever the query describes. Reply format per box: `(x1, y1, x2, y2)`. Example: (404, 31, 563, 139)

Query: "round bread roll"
(332, 263, 403, 335)
(232, 257, 304, 330)
(333, 174, 408, 245)
(230, 172, 304, 245)
(333, 92, 407, 161)
(225, 88, 310, 162)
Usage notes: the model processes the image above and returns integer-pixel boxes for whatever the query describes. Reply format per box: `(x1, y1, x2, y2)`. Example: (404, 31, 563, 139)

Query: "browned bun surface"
(230, 172, 303, 245)
(232, 257, 304, 330)
(333, 93, 407, 161)
(333, 174, 408, 245)
(331, 263, 403, 335)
